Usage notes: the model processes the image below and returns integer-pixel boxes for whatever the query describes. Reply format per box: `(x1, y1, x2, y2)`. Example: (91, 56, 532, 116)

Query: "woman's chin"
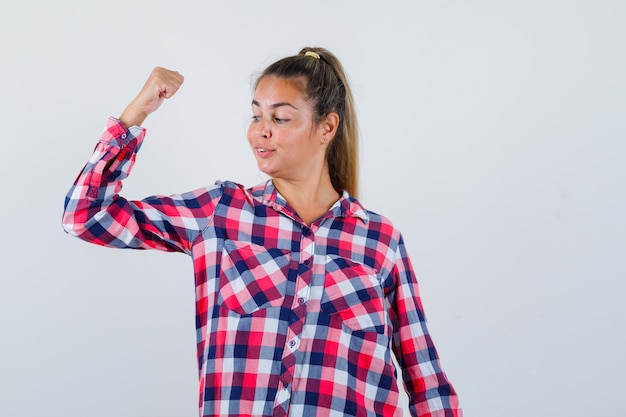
(256, 163, 276, 177)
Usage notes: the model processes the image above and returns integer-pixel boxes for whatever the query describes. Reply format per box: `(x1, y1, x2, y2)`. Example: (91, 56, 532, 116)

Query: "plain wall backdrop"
(1, 1, 624, 416)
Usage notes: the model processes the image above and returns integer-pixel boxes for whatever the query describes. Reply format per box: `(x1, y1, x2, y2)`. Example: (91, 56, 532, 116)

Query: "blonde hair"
(257, 47, 360, 198)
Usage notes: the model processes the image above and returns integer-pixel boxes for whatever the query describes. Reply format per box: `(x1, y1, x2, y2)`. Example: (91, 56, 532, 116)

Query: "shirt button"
(288, 340, 296, 348)
(298, 297, 306, 305)
(283, 381, 289, 388)
(302, 227, 311, 237)
(121, 133, 127, 139)
(303, 259, 311, 266)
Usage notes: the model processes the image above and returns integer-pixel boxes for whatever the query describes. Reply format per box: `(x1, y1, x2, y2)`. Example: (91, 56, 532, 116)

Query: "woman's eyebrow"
(251, 99, 299, 110)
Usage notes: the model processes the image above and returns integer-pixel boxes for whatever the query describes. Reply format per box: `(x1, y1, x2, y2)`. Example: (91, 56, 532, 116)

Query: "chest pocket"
(218, 240, 291, 315)
(321, 255, 386, 333)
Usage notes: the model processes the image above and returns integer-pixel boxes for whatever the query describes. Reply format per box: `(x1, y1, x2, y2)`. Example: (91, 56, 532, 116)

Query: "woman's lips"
(255, 147, 275, 158)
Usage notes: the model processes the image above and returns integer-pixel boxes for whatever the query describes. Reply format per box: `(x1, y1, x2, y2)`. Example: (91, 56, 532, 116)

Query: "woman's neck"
(272, 175, 340, 226)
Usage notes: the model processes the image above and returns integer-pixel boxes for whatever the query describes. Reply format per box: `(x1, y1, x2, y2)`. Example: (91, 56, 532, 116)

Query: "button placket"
(294, 230, 314, 308)
(295, 283, 310, 306)
(274, 223, 316, 414)
(274, 385, 291, 417)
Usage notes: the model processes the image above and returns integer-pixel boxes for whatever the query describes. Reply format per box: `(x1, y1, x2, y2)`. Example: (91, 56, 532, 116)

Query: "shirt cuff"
(99, 116, 146, 148)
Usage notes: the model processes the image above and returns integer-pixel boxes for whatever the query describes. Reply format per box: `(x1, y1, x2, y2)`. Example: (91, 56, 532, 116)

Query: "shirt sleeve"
(61, 117, 222, 254)
(389, 235, 462, 417)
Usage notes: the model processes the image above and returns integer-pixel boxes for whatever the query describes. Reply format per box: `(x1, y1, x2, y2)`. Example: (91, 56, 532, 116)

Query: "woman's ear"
(320, 112, 340, 142)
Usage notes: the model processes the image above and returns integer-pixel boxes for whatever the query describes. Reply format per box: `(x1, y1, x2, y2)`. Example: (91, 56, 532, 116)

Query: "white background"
(1, 1, 625, 416)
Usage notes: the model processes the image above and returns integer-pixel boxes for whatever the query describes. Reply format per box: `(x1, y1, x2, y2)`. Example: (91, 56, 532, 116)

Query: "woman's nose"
(257, 120, 270, 139)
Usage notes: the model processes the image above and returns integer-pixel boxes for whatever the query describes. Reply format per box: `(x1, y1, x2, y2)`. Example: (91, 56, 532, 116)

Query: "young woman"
(62, 47, 461, 417)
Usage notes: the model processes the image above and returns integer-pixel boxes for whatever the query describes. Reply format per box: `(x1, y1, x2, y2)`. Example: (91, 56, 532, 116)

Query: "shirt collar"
(248, 180, 369, 224)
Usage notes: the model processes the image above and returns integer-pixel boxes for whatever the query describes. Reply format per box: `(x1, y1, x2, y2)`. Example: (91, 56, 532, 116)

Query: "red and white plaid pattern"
(62, 117, 462, 417)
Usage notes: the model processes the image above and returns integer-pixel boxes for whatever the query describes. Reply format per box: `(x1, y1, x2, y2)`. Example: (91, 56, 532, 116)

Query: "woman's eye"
(251, 115, 261, 122)
(274, 118, 288, 124)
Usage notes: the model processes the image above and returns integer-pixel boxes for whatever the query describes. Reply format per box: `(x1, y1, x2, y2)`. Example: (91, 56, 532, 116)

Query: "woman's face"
(247, 76, 327, 182)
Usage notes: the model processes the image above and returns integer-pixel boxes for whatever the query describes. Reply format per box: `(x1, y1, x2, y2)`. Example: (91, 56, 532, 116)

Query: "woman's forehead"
(253, 76, 309, 108)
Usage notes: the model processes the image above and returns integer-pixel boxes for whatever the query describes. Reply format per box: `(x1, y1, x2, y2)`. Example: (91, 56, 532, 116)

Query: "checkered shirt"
(62, 117, 462, 417)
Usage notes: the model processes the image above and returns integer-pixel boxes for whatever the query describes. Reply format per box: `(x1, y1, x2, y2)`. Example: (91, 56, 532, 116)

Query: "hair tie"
(304, 51, 320, 60)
